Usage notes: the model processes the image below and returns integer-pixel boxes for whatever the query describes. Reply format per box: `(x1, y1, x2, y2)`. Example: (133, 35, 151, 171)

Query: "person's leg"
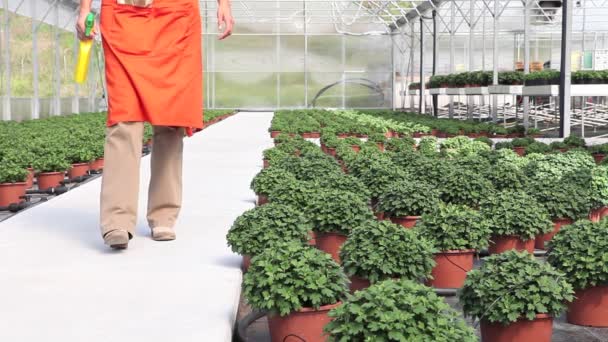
(100, 122, 145, 246)
(147, 126, 184, 240)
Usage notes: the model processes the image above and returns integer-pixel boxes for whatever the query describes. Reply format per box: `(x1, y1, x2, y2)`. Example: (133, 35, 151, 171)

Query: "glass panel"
(345, 72, 391, 108)
(345, 35, 392, 72)
(308, 72, 343, 108)
(213, 72, 277, 108)
(280, 35, 304, 72)
(213, 35, 277, 72)
(279, 72, 305, 107)
(307, 35, 343, 72)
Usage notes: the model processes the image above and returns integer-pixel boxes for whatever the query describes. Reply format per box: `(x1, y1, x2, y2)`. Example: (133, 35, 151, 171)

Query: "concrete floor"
(0, 112, 273, 342)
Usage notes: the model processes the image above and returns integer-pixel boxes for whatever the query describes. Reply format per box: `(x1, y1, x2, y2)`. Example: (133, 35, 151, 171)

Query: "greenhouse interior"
(1, 0, 608, 341)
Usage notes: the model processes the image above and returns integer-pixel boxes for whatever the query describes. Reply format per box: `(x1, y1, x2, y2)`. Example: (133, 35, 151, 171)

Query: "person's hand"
(76, 11, 98, 41)
(217, 2, 234, 40)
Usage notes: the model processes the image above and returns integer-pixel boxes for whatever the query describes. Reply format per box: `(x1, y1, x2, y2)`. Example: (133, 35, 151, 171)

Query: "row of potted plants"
(227, 128, 608, 341)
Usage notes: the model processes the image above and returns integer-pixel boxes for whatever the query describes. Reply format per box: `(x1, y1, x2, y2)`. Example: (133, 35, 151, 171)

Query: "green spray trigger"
(84, 12, 95, 37)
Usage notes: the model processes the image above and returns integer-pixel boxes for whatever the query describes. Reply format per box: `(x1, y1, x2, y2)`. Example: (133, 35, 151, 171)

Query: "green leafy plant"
(525, 141, 551, 154)
(480, 190, 553, 240)
(305, 189, 375, 235)
(367, 132, 387, 144)
(0, 162, 28, 184)
(474, 136, 493, 147)
(564, 135, 586, 148)
(547, 220, 608, 290)
(243, 241, 348, 316)
(32, 150, 71, 173)
(590, 166, 608, 208)
(377, 180, 441, 217)
(418, 136, 439, 156)
(350, 156, 409, 199)
(385, 137, 415, 152)
(498, 71, 524, 85)
(341, 220, 437, 283)
(486, 160, 528, 191)
(491, 126, 508, 135)
(494, 141, 513, 150)
(460, 250, 574, 324)
(511, 137, 534, 147)
(325, 279, 477, 342)
(266, 179, 320, 209)
(550, 141, 568, 150)
(226, 203, 311, 256)
(417, 204, 491, 251)
(530, 174, 593, 220)
(313, 172, 371, 200)
(250, 167, 297, 196)
(439, 166, 495, 207)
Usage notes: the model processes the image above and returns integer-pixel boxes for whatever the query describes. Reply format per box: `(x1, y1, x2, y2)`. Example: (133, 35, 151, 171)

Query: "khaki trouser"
(100, 122, 184, 237)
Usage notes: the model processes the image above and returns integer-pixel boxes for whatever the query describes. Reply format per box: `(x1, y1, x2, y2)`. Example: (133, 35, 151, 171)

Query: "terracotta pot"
(512, 146, 526, 156)
(68, 163, 90, 179)
(310, 132, 321, 139)
(479, 132, 490, 137)
(593, 154, 605, 164)
(37, 172, 65, 191)
(481, 314, 553, 342)
(493, 134, 507, 138)
(413, 132, 422, 138)
(257, 194, 269, 206)
(339, 160, 348, 174)
(431, 129, 439, 136)
(374, 211, 385, 220)
(384, 131, 393, 138)
(351, 145, 361, 153)
(427, 249, 475, 288)
(242, 255, 251, 272)
(567, 285, 608, 327)
(301, 132, 312, 139)
(488, 235, 534, 254)
(320, 143, 327, 154)
(338, 133, 348, 139)
(376, 143, 384, 152)
(270, 131, 281, 138)
(315, 232, 347, 263)
(389, 216, 420, 229)
(349, 275, 371, 293)
(535, 218, 573, 250)
(0, 182, 27, 207)
(467, 133, 480, 138)
(589, 206, 608, 222)
(263, 159, 270, 169)
(268, 302, 341, 342)
(89, 158, 104, 171)
(327, 148, 336, 157)
(559, 148, 569, 153)
(25, 168, 35, 189)
(308, 231, 316, 246)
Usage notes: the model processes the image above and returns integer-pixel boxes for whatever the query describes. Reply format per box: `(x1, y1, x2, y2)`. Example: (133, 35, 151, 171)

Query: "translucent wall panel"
(307, 72, 344, 108)
(212, 72, 277, 108)
(279, 72, 305, 107)
(345, 72, 391, 108)
(212, 35, 277, 72)
(307, 35, 343, 71)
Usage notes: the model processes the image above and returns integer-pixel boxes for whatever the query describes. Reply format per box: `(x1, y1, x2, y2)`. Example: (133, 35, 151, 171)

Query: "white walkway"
(0, 112, 273, 342)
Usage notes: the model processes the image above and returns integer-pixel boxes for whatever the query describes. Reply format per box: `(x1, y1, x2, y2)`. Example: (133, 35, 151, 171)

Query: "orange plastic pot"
(308, 231, 316, 246)
(512, 146, 526, 156)
(488, 235, 534, 254)
(535, 218, 573, 250)
(593, 154, 606, 164)
(351, 145, 361, 153)
(389, 216, 420, 229)
(242, 255, 251, 272)
(257, 194, 268, 206)
(25, 168, 35, 189)
(268, 302, 341, 342)
(427, 249, 475, 288)
(481, 314, 553, 342)
(589, 206, 608, 223)
(0, 182, 26, 207)
(567, 285, 608, 327)
(374, 211, 385, 220)
(37, 172, 65, 191)
(309, 132, 321, 139)
(68, 163, 90, 179)
(327, 148, 336, 157)
(349, 275, 371, 293)
(376, 143, 385, 152)
(270, 131, 281, 138)
(89, 158, 104, 171)
(338, 133, 348, 139)
(315, 232, 347, 263)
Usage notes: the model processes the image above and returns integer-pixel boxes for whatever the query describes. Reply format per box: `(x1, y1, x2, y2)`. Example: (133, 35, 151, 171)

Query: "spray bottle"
(75, 13, 96, 84)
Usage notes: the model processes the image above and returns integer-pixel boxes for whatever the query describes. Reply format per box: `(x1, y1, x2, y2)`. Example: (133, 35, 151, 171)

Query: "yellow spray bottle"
(75, 13, 96, 84)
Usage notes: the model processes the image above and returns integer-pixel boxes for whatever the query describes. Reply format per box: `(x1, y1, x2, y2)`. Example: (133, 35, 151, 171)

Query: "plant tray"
(464, 87, 490, 95)
(488, 85, 523, 95)
(446, 88, 466, 95)
(523, 84, 608, 97)
(429, 88, 447, 95)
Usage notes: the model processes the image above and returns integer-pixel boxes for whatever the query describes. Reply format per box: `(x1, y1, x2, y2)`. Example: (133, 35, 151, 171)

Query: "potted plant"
(226, 203, 311, 271)
(507, 125, 525, 138)
(305, 189, 375, 263)
(526, 127, 543, 138)
(349, 154, 408, 205)
(0, 162, 28, 207)
(588, 144, 608, 164)
(439, 165, 495, 208)
(384, 136, 416, 153)
(590, 166, 608, 222)
(250, 167, 296, 206)
(417, 136, 439, 156)
(491, 126, 508, 138)
(343, 136, 362, 153)
(474, 136, 493, 147)
(511, 137, 533, 156)
(494, 141, 513, 150)
(550, 141, 568, 152)
(498, 71, 524, 85)
(89, 138, 105, 172)
(416, 204, 491, 288)
(377, 180, 441, 228)
(460, 251, 574, 342)
(32, 151, 70, 191)
(564, 135, 586, 148)
(313, 172, 371, 202)
(480, 190, 553, 254)
(526, 141, 551, 154)
(547, 220, 608, 327)
(367, 133, 387, 151)
(243, 241, 348, 342)
(325, 279, 477, 341)
(340, 220, 436, 292)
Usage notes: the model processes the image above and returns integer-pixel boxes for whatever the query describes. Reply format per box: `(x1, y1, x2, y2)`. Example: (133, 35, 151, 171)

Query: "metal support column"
(303, 0, 308, 107)
(52, 1, 61, 116)
(409, 22, 415, 111)
(523, 0, 531, 130)
(449, 0, 455, 118)
(72, 29, 80, 114)
(31, 0, 39, 119)
(341, 35, 346, 109)
(467, 0, 475, 118)
(559, 0, 572, 137)
(419, 17, 425, 115)
(1, 0, 10, 121)
(432, 10, 438, 117)
(491, 0, 499, 121)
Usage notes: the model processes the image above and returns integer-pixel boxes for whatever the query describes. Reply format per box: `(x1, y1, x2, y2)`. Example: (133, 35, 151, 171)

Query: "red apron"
(100, 0, 203, 136)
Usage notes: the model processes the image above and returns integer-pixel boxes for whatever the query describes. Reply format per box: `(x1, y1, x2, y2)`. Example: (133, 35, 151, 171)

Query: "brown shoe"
(103, 230, 130, 249)
(151, 226, 176, 241)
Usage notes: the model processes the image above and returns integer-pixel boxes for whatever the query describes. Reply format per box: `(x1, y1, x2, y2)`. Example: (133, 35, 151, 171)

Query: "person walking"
(77, 0, 234, 249)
